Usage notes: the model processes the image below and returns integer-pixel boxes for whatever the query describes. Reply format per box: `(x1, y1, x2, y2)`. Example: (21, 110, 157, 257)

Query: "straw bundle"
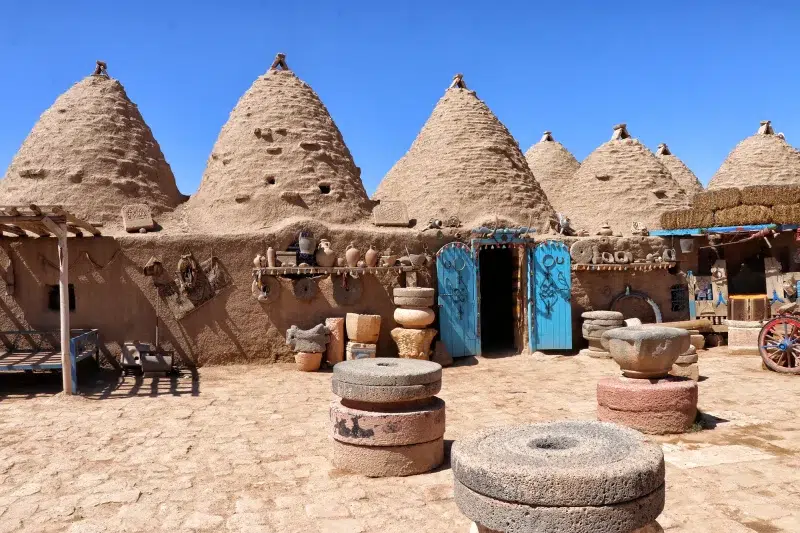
(660, 208, 713, 229)
(713, 205, 773, 226)
(693, 188, 742, 211)
(772, 204, 800, 224)
(740, 185, 800, 206)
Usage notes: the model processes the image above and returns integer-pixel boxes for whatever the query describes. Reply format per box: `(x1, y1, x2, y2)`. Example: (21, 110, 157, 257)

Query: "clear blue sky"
(2, 1, 799, 196)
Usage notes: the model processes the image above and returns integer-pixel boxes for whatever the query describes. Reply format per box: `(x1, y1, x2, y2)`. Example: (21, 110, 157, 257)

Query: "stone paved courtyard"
(0, 347, 799, 533)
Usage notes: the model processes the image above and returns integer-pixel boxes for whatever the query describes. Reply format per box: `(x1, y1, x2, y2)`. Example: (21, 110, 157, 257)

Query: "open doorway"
(479, 248, 516, 353)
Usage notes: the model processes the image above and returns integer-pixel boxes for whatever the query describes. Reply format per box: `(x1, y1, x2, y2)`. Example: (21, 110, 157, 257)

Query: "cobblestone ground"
(0, 347, 798, 533)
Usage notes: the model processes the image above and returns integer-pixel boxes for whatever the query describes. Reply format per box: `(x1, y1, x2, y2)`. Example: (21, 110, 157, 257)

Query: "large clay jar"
(266, 247, 277, 268)
(298, 231, 316, 255)
(365, 245, 379, 267)
(345, 243, 360, 267)
(315, 239, 337, 267)
(602, 326, 689, 379)
(394, 307, 436, 329)
(294, 352, 322, 372)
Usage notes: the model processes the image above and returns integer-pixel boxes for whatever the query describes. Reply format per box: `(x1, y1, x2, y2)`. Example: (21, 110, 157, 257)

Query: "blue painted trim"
(0, 350, 94, 372)
(651, 224, 799, 237)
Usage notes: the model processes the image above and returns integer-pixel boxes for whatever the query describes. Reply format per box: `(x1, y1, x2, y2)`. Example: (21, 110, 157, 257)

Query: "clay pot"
(266, 247, 277, 268)
(298, 231, 316, 255)
(365, 245, 379, 267)
(336, 257, 346, 267)
(381, 254, 398, 267)
(597, 223, 613, 236)
(294, 352, 322, 372)
(253, 254, 265, 269)
(602, 326, 689, 379)
(315, 239, 337, 267)
(345, 243, 360, 267)
(409, 254, 427, 267)
(394, 307, 435, 329)
(345, 313, 381, 343)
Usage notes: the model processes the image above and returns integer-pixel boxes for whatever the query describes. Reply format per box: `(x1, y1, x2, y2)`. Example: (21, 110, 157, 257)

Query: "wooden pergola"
(0, 205, 100, 394)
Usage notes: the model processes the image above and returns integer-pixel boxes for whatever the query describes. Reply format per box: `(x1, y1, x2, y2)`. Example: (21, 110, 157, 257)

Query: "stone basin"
(602, 326, 689, 379)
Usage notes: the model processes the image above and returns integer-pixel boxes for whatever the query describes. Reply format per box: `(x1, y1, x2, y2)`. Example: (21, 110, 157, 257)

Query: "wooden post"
(58, 224, 71, 394)
(42, 217, 71, 394)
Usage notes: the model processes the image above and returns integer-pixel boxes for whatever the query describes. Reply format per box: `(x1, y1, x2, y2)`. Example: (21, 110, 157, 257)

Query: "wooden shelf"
(572, 262, 676, 272)
(254, 265, 418, 277)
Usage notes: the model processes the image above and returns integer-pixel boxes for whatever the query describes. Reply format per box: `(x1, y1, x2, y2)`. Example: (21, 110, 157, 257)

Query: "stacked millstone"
(452, 421, 665, 532)
(391, 288, 438, 359)
(670, 345, 699, 381)
(580, 311, 625, 358)
(330, 358, 445, 477)
(599, 327, 698, 434)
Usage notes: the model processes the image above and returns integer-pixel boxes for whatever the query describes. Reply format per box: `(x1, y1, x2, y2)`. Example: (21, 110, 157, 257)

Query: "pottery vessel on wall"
(597, 223, 613, 236)
(315, 239, 337, 267)
(266, 247, 277, 267)
(381, 253, 398, 267)
(394, 307, 436, 329)
(336, 257, 346, 267)
(602, 326, 689, 379)
(298, 231, 316, 255)
(409, 254, 427, 267)
(365, 245, 379, 267)
(253, 254, 265, 269)
(345, 243, 361, 267)
(295, 352, 322, 372)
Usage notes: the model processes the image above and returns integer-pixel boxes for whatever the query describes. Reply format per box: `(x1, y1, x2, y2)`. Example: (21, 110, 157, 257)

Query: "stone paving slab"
(0, 346, 797, 532)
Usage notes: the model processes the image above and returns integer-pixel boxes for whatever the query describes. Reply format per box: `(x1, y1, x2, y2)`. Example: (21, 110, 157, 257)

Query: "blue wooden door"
(437, 242, 479, 357)
(529, 241, 572, 350)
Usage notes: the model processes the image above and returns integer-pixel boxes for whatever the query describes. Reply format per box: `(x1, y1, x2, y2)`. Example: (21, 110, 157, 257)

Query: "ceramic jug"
(365, 245, 379, 267)
(266, 247, 277, 268)
(316, 239, 337, 267)
(345, 243, 361, 267)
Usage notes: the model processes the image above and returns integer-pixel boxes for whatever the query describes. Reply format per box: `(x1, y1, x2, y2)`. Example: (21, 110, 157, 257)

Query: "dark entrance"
(479, 248, 515, 353)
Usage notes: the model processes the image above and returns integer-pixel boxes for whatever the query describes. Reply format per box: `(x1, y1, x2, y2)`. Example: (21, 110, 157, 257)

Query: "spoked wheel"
(758, 316, 800, 374)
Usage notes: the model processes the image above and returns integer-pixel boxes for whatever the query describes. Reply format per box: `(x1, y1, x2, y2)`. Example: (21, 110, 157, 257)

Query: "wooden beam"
(13, 221, 50, 237)
(57, 223, 72, 394)
(0, 215, 66, 225)
(52, 207, 100, 236)
(41, 217, 66, 239)
(0, 224, 28, 237)
(29, 204, 43, 216)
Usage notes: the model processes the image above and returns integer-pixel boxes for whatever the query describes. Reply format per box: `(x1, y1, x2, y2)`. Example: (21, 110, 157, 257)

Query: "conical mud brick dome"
(524, 131, 580, 215)
(708, 121, 800, 189)
(187, 54, 372, 231)
(656, 143, 703, 199)
(374, 74, 554, 230)
(568, 124, 688, 234)
(0, 61, 183, 224)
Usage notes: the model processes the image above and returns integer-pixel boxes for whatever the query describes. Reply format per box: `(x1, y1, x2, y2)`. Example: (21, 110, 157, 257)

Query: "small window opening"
(318, 183, 331, 194)
(265, 176, 276, 185)
(653, 190, 667, 199)
(48, 285, 76, 312)
(596, 174, 611, 181)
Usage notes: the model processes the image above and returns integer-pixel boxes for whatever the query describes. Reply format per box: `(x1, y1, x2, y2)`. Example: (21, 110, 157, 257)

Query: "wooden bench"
(0, 329, 99, 394)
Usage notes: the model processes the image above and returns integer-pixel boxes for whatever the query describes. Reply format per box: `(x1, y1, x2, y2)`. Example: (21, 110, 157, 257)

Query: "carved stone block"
(121, 204, 155, 233)
(373, 201, 410, 227)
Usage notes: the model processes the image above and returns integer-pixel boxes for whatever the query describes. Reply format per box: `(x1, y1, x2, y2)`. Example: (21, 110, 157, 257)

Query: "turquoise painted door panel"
(436, 242, 479, 357)
(530, 241, 572, 350)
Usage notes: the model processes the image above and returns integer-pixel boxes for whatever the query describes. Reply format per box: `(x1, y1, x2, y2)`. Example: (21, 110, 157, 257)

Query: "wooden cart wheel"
(758, 316, 800, 374)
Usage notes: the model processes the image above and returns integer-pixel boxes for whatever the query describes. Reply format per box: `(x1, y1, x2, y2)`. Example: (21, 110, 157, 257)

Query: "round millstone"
(331, 437, 444, 477)
(584, 319, 626, 327)
(598, 405, 696, 435)
(454, 479, 664, 533)
(451, 421, 664, 507)
(393, 287, 435, 298)
(394, 295, 435, 307)
(332, 378, 441, 403)
(597, 377, 698, 413)
(330, 397, 445, 446)
(582, 311, 624, 321)
(333, 357, 442, 386)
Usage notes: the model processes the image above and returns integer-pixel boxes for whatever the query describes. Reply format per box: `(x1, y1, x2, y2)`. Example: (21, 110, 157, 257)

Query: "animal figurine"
(551, 213, 576, 236)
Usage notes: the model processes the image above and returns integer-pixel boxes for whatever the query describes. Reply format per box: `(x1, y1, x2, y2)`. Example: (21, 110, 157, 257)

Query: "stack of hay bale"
(391, 288, 438, 359)
(345, 313, 381, 360)
(451, 421, 665, 532)
(330, 358, 445, 477)
(579, 311, 624, 358)
(661, 185, 800, 230)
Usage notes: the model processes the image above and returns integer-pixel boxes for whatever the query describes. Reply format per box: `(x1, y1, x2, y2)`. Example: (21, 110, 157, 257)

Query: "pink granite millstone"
(330, 397, 445, 446)
(331, 436, 444, 477)
(602, 326, 690, 378)
(597, 405, 696, 435)
(596, 377, 698, 413)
